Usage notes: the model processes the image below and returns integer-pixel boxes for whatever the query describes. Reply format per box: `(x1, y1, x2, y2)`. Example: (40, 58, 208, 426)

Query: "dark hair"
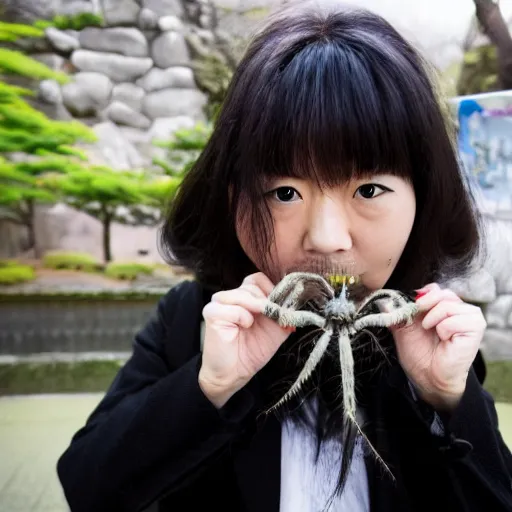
(160, 2, 482, 293)
(159, 1, 484, 505)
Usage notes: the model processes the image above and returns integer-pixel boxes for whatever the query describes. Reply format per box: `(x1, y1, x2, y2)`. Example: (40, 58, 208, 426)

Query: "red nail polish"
(415, 290, 427, 301)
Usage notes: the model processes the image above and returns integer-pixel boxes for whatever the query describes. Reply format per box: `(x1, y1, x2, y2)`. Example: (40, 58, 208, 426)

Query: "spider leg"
(352, 300, 418, 332)
(339, 329, 356, 422)
(266, 327, 333, 412)
(269, 272, 334, 305)
(337, 328, 395, 481)
(263, 302, 326, 329)
(281, 280, 305, 309)
(356, 289, 411, 314)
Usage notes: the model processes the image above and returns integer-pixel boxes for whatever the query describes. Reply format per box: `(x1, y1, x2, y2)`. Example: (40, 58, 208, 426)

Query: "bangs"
(235, 37, 428, 187)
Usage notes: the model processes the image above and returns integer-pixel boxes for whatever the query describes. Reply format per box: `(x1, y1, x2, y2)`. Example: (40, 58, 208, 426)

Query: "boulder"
(45, 27, 80, 53)
(38, 79, 63, 105)
(142, 89, 207, 119)
(138, 7, 159, 30)
(485, 295, 512, 329)
(62, 72, 113, 117)
(112, 83, 145, 111)
(142, 0, 183, 17)
(87, 121, 147, 170)
(136, 66, 195, 91)
(79, 27, 148, 57)
(105, 101, 152, 129)
(148, 116, 196, 141)
(481, 328, 512, 361)
(100, 0, 140, 26)
(158, 15, 184, 32)
(151, 32, 190, 68)
(72, 50, 153, 82)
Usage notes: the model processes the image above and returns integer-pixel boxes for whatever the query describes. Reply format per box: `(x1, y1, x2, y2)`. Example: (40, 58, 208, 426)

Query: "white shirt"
(279, 402, 370, 512)
(279, 388, 444, 511)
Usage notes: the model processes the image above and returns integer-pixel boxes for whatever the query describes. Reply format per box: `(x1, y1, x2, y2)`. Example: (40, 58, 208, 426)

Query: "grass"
(0, 359, 511, 400)
(0, 261, 35, 285)
(481, 361, 512, 403)
(42, 251, 101, 272)
(104, 262, 154, 281)
(0, 361, 125, 395)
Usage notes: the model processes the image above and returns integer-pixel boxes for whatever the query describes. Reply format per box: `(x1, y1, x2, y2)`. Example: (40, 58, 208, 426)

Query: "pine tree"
(42, 165, 180, 262)
(0, 20, 95, 256)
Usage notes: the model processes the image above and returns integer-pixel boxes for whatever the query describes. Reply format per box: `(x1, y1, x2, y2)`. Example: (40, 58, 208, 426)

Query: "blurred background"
(0, 0, 511, 510)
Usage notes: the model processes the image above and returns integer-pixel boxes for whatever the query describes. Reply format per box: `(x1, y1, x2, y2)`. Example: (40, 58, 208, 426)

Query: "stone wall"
(447, 214, 512, 361)
(0, 0, 232, 260)
(31, 0, 224, 170)
(0, 294, 163, 355)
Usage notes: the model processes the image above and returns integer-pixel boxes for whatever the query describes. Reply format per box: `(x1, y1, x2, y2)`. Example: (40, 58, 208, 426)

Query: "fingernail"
(415, 290, 427, 301)
(285, 326, 296, 332)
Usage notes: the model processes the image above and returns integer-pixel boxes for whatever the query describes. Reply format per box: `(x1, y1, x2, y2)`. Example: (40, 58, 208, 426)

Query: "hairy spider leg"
(338, 328, 356, 423)
(269, 272, 334, 305)
(353, 301, 418, 331)
(281, 280, 305, 309)
(266, 327, 334, 413)
(339, 328, 395, 481)
(356, 289, 407, 313)
(263, 301, 326, 329)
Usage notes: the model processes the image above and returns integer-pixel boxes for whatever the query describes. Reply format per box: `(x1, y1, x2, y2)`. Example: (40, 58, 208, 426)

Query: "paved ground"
(0, 395, 511, 512)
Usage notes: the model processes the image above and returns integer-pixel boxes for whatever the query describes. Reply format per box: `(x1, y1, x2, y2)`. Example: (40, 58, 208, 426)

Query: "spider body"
(262, 271, 419, 473)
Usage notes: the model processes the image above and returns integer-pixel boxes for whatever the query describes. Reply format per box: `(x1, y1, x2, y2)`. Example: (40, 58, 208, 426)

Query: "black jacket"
(57, 280, 512, 512)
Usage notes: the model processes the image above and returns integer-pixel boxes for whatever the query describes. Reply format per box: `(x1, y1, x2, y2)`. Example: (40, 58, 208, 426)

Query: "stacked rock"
(36, 0, 222, 168)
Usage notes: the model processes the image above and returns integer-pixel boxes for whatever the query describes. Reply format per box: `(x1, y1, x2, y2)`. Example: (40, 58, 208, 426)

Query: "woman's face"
(237, 174, 416, 291)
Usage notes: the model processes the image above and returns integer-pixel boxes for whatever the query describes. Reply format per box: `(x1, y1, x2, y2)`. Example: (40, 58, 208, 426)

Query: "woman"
(57, 3, 512, 511)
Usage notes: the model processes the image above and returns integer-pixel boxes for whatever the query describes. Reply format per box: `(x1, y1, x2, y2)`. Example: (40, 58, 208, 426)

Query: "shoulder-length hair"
(160, 2, 483, 294)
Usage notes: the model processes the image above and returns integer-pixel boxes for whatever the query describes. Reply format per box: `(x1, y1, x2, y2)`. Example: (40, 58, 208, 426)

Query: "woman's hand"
(388, 283, 487, 413)
(198, 272, 293, 408)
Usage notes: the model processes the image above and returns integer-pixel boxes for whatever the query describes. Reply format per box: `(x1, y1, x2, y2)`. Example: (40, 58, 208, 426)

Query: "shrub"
(104, 262, 155, 281)
(0, 264, 35, 285)
(42, 251, 100, 271)
(0, 259, 20, 268)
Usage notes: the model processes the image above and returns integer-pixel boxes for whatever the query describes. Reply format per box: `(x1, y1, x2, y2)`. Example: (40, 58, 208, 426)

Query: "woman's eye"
(273, 186, 300, 202)
(354, 184, 388, 199)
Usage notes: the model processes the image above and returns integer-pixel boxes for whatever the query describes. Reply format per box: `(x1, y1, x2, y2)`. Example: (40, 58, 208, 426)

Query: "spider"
(262, 271, 418, 469)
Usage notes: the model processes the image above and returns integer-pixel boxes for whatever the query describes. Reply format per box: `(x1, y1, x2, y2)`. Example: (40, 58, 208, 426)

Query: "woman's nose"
(304, 197, 353, 254)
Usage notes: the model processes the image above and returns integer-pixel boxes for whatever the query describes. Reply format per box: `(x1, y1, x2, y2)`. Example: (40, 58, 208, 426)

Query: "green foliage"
(34, 12, 104, 32)
(0, 21, 44, 40)
(0, 21, 96, 240)
(0, 48, 69, 84)
(0, 360, 123, 395)
(104, 262, 154, 281)
(457, 44, 500, 96)
(153, 123, 212, 177)
(192, 54, 233, 120)
(0, 259, 21, 267)
(42, 251, 101, 271)
(42, 165, 178, 261)
(0, 264, 35, 285)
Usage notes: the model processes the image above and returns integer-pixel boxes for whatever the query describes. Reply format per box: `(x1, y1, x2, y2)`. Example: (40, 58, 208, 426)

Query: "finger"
(239, 283, 267, 300)
(203, 302, 255, 329)
(422, 301, 480, 331)
(435, 314, 486, 342)
(242, 272, 275, 297)
(415, 287, 462, 313)
(416, 282, 441, 295)
(211, 288, 267, 313)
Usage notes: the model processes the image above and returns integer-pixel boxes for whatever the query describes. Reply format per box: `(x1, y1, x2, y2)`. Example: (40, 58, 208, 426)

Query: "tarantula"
(262, 271, 418, 466)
